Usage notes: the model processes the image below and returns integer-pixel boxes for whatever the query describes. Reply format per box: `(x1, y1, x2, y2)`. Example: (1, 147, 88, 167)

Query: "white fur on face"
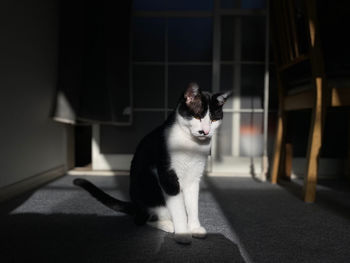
(177, 110, 222, 140)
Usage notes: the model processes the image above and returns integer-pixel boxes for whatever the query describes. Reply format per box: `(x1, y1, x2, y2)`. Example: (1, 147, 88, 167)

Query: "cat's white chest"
(167, 124, 210, 188)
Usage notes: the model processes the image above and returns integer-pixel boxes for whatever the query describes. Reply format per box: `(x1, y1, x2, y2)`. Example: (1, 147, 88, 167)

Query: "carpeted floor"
(0, 175, 350, 263)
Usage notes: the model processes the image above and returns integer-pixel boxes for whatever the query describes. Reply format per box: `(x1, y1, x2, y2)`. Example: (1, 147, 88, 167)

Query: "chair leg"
(271, 113, 285, 184)
(304, 0, 327, 203)
(303, 110, 322, 202)
(303, 79, 325, 202)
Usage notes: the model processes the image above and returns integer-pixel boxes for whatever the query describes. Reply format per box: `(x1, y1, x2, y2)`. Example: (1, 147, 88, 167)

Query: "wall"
(0, 0, 66, 188)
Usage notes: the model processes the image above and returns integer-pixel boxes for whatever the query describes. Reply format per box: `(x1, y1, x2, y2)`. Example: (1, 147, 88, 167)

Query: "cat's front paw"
(174, 233, 192, 245)
(191, 226, 207, 239)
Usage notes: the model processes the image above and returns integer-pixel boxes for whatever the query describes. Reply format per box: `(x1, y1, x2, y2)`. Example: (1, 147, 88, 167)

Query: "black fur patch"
(159, 169, 180, 196)
(178, 90, 227, 121)
(178, 92, 210, 120)
(209, 94, 225, 121)
(129, 113, 177, 213)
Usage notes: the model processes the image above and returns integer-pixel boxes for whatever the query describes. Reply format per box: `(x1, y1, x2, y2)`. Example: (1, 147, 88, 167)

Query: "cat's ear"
(184, 82, 201, 105)
(215, 91, 232, 106)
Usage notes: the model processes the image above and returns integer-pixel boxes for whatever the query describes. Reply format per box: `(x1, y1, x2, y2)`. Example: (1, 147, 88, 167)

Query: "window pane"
(241, 0, 266, 9)
(132, 18, 165, 61)
(133, 66, 165, 108)
(241, 65, 264, 109)
(240, 113, 263, 157)
(221, 16, 266, 61)
(168, 66, 212, 108)
(221, 0, 266, 9)
(216, 113, 233, 156)
(168, 18, 212, 62)
(168, 0, 213, 10)
(221, 0, 240, 9)
(133, 0, 213, 11)
(133, 0, 167, 11)
(221, 16, 238, 61)
(220, 65, 234, 108)
(241, 16, 266, 61)
(100, 112, 164, 154)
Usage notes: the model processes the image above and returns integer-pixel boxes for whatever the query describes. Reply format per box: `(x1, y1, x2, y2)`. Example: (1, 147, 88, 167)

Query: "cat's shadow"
(0, 213, 244, 262)
(155, 233, 244, 262)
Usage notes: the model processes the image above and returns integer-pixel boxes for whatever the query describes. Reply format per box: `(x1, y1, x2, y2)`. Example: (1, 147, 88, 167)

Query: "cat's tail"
(73, 178, 136, 215)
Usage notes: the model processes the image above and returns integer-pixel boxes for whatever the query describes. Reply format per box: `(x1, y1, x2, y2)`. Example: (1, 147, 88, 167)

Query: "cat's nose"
(198, 130, 209, 136)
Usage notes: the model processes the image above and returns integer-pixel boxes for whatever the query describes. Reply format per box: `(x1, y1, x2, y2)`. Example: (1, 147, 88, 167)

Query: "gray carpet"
(206, 177, 350, 263)
(1, 175, 350, 262)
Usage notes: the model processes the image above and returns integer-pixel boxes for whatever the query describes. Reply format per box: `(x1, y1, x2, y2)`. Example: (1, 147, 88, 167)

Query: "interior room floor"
(1, 174, 350, 263)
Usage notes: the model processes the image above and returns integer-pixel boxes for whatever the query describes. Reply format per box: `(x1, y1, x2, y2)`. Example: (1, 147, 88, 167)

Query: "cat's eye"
(211, 119, 217, 122)
(194, 116, 201, 121)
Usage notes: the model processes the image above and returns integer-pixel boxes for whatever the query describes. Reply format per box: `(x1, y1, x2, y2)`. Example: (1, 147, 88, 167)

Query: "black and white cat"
(74, 83, 231, 244)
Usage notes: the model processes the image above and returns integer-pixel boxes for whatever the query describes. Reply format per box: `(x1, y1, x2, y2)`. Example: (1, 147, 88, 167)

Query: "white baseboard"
(67, 169, 129, 176)
(0, 165, 66, 203)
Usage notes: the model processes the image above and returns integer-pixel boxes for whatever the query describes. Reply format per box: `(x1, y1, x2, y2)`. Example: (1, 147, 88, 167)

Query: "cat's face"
(177, 83, 231, 141)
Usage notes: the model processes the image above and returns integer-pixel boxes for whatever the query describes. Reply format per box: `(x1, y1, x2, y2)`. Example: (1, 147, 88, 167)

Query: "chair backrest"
(270, 0, 310, 69)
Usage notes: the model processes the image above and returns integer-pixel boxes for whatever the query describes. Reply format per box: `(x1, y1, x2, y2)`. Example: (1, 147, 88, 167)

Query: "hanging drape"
(53, 0, 133, 125)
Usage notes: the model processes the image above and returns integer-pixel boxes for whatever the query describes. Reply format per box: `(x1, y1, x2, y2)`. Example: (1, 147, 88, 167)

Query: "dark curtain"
(53, 0, 133, 125)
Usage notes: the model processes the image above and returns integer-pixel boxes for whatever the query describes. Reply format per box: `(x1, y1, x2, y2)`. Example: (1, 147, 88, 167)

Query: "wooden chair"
(270, 0, 350, 202)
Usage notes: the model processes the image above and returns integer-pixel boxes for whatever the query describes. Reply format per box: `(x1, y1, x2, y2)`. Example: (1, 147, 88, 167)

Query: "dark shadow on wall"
(75, 125, 92, 167)
(53, 0, 132, 125)
(0, 213, 244, 263)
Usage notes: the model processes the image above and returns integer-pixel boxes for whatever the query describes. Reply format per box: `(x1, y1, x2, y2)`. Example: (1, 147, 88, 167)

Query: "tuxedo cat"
(74, 83, 231, 244)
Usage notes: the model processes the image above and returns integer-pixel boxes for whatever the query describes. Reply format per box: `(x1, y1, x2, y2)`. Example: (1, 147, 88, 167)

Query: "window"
(101, 0, 269, 169)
